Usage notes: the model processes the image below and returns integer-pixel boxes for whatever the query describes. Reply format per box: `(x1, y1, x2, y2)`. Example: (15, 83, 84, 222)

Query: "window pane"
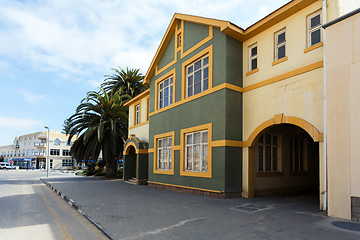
(265, 146, 271, 171)
(186, 134, 192, 144)
(278, 45, 286, 59)
(194, 132, 200, 144)
(188, 86, 193, 97)
(160, 82, 163, 90)
(164, 79, 168, 87)
(311, 29, 321, 45)
(162, 138, 168, 147)
(188, 75, 193, 86)
(251, 58, 257, 70)
(203, 67, 208, 79)
(265, 134, 271, 144)
(311, 14, 321, 28)
(194, 82, 201, 95)
(259, 135, 263, 143)
(203, 79, 208, 91)
(202, 131, 208, 143)
(194, 70, 201, 84)
(168, 137, 172, 147)
(202, 144, 208, 171)
(277, 32, 285, 44)
(160, 100, 163, 109)
(203, 56, 209, 66)
(194, 60, 201, 71)
(193, 145, 200, 171)
(251, 46, 257, 56)
(188, 66, 193, 74)
(164, 87, 169, 98)
(169, 77, 173, 84)
(186, 146, 192, 170)
(169, 86, 173, 104)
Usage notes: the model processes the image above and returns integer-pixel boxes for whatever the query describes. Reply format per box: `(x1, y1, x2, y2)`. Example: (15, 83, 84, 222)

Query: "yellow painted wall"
(128, 96, 149, 143)
(241, 1, 326, 200)
(326, 12, 360, 220)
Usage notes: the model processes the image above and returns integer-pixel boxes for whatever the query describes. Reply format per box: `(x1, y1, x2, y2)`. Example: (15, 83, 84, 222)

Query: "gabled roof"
(144, 0, 318, 84)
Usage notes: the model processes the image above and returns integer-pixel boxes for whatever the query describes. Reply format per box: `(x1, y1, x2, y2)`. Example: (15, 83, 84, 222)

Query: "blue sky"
(0, 0, 290, 146)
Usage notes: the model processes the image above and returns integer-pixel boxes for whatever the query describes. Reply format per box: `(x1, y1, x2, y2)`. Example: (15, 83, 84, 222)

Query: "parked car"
(0, 162, 16, 170)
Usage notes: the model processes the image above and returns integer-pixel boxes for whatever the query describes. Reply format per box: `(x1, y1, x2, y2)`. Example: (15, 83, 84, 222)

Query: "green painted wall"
(183, 21, 209, 53)
(157, 33, 175, 70)
(148, 20, 243, 193)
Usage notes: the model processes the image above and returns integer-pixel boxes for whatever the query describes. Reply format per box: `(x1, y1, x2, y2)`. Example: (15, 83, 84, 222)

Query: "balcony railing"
(34, 142, 46, 147)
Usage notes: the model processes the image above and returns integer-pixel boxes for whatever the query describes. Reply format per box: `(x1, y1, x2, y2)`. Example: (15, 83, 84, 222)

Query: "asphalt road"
(0, 170, 108, 240)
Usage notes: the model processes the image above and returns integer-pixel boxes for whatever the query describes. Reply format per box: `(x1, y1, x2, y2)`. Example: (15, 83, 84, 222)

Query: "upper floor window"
(186, 55, 209, 97)
(63, 149, 70, 156)
(54, 138, 60, 146)
(307, 10, 322, 47)
(258, 133, 279, 172)
(275, 29, 286, 61)
(50, 149, 60, 156)
(157, 137, 172, 170)
(158, 76, 173, 109)
(135, 104, 140, 125)
(249, 44, 258, 71)
(185, 130, 208, 172)
(177, 33, 182, 48)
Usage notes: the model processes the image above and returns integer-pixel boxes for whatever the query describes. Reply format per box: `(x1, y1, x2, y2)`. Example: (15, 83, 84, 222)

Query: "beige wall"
(241, 1, 326, 202)
(326, 11, 360, 220)
(128, 95, 149, 143)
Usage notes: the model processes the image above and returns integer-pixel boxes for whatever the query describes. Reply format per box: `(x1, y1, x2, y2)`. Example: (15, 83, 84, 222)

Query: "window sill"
(246, 68, 259, 76)
(304, 42, 323, 53)
(257, 172, 284, 177)
(129, 121, 149, 130)
(180, 170, 211, 178)
(272, 56, 288, 66)
(154, 169, 174, 175)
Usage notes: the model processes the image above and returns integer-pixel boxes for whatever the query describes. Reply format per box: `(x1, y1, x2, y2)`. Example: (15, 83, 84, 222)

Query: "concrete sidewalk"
(41, 175, 360, 240)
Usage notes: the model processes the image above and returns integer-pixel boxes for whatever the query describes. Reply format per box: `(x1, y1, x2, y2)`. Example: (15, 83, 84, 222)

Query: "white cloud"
(0, 116, 42, 129)
(16, 90, 46, 104)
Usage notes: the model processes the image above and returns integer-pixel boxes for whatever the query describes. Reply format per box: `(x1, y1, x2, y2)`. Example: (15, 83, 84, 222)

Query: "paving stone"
(43, 175, 360, 240)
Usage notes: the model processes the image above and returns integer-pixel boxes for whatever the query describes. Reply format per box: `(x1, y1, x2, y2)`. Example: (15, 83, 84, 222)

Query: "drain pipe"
(322, 0, 327, 211)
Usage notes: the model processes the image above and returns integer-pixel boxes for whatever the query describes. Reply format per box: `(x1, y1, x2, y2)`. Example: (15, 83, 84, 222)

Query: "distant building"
(0, 130, 76, 170)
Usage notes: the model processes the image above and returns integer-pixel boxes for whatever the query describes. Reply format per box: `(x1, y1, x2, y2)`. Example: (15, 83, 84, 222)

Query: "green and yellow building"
(123, 0, 360, 220)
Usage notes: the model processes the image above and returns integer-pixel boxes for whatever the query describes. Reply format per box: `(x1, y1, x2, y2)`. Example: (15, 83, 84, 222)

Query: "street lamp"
(44, 126, 50, 177)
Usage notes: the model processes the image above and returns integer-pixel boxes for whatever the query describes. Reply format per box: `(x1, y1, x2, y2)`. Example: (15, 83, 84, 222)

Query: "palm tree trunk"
(105, 154, 117, 177)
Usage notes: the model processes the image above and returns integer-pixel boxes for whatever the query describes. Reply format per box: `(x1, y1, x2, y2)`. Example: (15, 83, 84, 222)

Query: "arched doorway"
(252, 124, 319, 197)
(124, 146, 137, 180)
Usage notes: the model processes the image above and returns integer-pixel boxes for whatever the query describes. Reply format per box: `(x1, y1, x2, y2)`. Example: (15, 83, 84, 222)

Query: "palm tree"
(101, 67, 148, 98)
(65, 88, 129, 177)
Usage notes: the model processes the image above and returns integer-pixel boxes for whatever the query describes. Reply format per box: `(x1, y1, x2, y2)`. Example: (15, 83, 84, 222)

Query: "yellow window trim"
(180, 123, 212, 178)
(304, 42, 323, 53)
(154, 68, 176, 112)
(148, 181, 222, 193)
(246, 68, 259, 76)
(146, 96, 150, 121)
(272, 56, 288, 66)
(181, 45, 213, 100)
(128, 121, 149, 130)
(153, 131, 175, 175)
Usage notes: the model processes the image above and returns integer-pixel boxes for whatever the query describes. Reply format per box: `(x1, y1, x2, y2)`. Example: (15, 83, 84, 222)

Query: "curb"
(40, 178, 114, 240)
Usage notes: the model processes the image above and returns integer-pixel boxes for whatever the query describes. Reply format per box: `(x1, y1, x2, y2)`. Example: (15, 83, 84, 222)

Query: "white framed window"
(186, 55, 209, 97)
(62, 159, 74, 167)
(50, 149, 60, 156)
(63, 149, 70, 156)
(275, 29, 286, 61)
(158, 76, 173, 109)
(258, 133, 279, 172)
(290, 137, 307, 172)
(177, 33, 182, 48)
(135, 104, 140, 125)
(249, 44, 258, 71)
(50, 159, 53, 169)
(157, 137, 172, 170)
(307, 10, 322, 47)
(185, 130, 208, 172)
